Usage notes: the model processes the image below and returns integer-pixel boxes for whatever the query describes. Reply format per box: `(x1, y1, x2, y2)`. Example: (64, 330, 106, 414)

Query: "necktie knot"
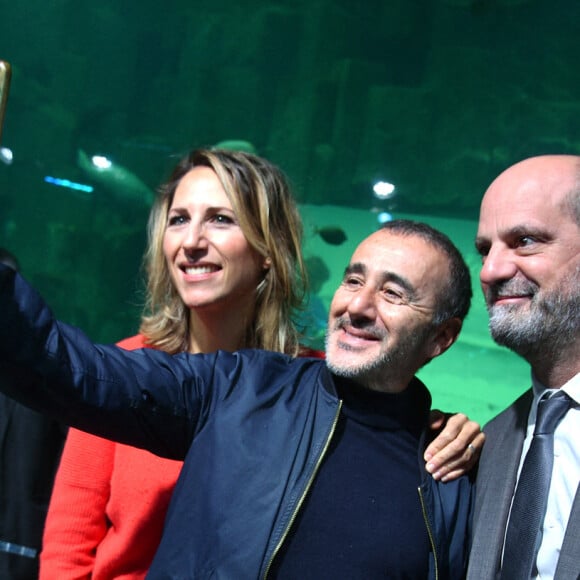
(534, 391, 572, 436)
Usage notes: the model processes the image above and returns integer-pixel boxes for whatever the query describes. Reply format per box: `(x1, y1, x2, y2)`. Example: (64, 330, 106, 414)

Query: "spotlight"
(373, 181, 395, 200)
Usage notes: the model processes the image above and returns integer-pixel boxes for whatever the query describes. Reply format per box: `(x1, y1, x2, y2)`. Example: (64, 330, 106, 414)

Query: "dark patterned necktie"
(500, 391, 573, 580)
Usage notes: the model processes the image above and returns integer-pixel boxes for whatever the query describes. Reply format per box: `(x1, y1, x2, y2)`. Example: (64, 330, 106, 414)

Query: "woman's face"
(163, 166, 267, 313)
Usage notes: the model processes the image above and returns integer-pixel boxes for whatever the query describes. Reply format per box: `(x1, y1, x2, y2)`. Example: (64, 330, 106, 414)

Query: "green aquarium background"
(1, 0, 579, 425)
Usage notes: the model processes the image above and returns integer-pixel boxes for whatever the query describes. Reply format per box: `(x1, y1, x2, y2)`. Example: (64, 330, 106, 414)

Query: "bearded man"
(468, 155, 580, 580)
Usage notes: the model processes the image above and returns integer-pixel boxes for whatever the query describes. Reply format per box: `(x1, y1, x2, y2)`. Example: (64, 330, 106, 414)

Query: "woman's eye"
(211, 213, 235, 225)
(167, 215, 187, 227)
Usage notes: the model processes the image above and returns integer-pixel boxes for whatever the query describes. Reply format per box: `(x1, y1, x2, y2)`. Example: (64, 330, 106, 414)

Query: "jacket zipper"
(263, 400, 343, 579)
(417, 486, 439, 580)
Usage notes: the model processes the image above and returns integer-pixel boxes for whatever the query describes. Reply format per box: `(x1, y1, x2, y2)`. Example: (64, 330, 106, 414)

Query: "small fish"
(314, 226, 347, 246)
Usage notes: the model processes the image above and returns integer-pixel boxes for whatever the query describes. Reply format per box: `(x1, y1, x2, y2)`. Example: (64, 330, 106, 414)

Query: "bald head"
(481, 155, 580, 226)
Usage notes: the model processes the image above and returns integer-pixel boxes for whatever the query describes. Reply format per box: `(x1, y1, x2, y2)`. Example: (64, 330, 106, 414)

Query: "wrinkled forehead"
(350, 231, 450, 290)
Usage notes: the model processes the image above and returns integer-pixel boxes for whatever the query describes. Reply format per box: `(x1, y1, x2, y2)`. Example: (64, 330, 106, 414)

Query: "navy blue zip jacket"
(0, 265, 472, 579)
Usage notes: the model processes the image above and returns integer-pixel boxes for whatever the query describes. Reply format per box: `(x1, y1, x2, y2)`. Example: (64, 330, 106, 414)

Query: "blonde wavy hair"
(139, 148, 307, 355)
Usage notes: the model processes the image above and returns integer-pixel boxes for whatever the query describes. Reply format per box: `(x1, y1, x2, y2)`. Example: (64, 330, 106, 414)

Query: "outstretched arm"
(425, 411, 484, 482)
(0, 264, 198, 458)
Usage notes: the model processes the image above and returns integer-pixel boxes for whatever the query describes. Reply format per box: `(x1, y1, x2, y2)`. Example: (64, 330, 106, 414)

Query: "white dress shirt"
(513, 372, 580, 579)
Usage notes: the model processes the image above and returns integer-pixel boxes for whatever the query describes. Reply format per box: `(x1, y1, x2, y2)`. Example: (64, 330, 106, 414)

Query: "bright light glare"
(373, 181, 395, 199)
(44, 176, 94, 193)
(91, 155, 112, 169)
(0, 147, 13, 164)
(377, 212, 393, 224)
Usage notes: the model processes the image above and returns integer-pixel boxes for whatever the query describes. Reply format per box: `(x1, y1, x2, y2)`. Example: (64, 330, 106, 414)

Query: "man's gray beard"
(488, 282, 580, 360)
(325, 324, 432, 391)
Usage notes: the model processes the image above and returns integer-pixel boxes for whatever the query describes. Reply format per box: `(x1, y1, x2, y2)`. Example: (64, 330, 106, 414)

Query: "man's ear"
(428, 317, 463, 360)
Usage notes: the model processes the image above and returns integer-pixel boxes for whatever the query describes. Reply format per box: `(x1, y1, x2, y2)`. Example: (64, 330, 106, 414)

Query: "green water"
(1, 0, 578, 424)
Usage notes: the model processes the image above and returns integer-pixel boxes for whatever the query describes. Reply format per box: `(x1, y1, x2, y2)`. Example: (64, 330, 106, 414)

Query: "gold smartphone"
(0, 60, 12, 144)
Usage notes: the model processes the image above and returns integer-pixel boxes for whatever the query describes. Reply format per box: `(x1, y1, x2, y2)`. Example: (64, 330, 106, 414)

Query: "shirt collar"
(531, 371, 580, 406)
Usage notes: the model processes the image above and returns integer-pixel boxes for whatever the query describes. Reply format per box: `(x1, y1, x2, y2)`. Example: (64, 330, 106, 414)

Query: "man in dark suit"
(467, 155, 580, 579)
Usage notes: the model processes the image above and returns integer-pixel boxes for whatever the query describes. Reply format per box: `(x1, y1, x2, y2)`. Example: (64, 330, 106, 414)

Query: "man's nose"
(480, 245, 518, 286)
(346, 285, 377, 320)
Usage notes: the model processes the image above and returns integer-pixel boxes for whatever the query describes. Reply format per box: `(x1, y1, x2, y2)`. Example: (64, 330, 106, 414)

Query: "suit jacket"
(467, 389, 580, 580)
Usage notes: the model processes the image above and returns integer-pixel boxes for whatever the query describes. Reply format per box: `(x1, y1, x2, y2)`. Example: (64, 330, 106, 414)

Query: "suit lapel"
(468, 390, 532, 579)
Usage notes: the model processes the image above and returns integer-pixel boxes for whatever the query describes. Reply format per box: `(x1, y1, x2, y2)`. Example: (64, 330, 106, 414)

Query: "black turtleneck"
(269, 377, 431, 579)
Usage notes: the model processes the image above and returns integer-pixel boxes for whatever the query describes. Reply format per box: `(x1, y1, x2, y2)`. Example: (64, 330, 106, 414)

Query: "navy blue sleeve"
(0, 263, 221, 460)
